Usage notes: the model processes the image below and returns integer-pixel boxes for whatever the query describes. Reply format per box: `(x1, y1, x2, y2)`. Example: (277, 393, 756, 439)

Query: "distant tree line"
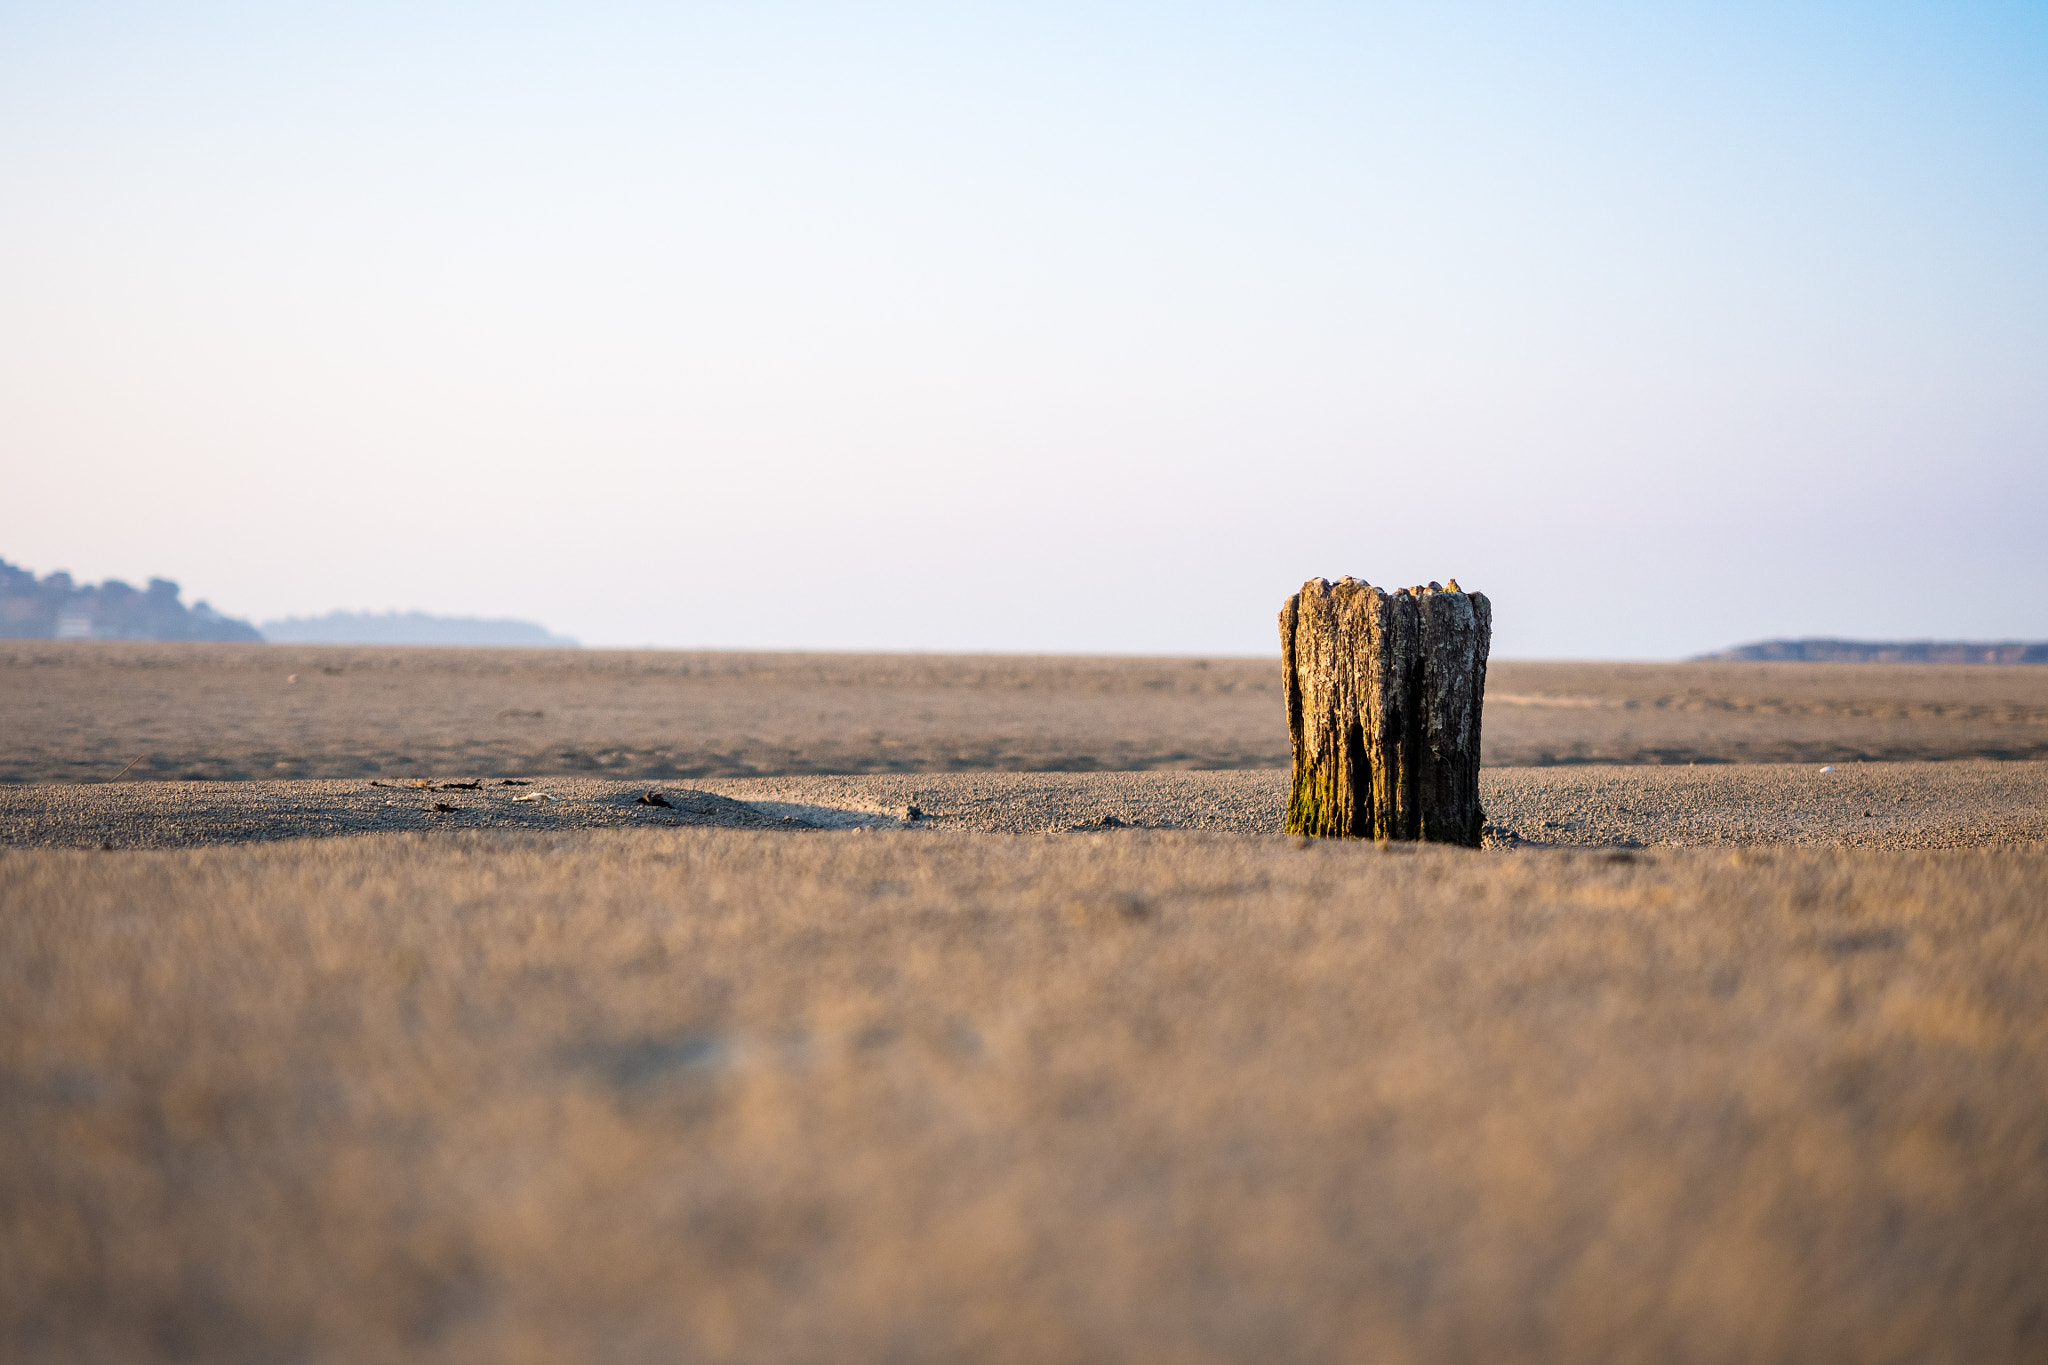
(0, 558, 262, 642)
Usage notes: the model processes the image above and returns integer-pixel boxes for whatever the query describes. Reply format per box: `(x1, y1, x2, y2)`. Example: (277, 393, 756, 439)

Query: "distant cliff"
(259, 611, 577, 647)
(1701, 639, 2048, 664)
(0, 558, 262, 642)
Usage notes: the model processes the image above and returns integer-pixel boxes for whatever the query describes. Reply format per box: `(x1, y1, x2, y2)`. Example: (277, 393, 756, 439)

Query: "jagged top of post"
(1296, 576, 1482, 599)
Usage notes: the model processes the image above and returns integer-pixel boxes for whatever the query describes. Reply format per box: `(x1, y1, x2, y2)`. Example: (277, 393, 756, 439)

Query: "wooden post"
(1280, 576, 1491, 844)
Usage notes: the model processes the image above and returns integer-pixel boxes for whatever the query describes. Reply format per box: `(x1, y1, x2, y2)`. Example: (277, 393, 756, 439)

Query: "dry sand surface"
(6, 643, 2048, 784)
(3, 762, 2046, 851)
(5, 833, 2046, 1362)
(7, 646, 2048, 1361)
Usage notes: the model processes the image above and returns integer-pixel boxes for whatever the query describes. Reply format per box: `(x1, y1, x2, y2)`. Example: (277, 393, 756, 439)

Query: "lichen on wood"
(1280, 577, 1491, 844)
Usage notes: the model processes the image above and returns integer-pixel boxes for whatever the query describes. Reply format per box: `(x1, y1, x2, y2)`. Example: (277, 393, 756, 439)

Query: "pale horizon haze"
(3, 2, 2044, 657)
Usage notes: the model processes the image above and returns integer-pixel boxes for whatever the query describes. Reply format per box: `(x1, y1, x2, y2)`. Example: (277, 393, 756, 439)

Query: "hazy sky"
(3, 1, 2043, 656)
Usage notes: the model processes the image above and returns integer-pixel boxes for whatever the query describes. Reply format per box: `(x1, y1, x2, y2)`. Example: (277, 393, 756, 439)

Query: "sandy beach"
(3, 761, 2044, 851)
(5, 643, 2046, 784)
(7, 833, 2046, 1362)
(5, 646, 2047, 1361)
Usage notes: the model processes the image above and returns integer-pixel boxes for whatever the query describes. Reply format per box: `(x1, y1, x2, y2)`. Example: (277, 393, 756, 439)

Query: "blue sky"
(3, 1, 2043, 655)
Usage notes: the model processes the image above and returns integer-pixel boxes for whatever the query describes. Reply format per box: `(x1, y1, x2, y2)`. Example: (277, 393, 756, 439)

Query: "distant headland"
(1, 558, 574, 647)
(1701, 639, 2048, 664)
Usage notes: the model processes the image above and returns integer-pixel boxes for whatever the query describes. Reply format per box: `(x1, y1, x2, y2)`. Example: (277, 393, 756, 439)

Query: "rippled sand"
(5, 643, 2045, 784)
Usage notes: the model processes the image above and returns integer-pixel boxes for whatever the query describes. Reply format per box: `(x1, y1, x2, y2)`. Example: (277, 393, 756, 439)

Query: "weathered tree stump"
(1279, 576, 1491, 844)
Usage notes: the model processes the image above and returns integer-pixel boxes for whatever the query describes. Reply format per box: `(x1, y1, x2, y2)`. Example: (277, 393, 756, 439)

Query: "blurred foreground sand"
(5, 834, 2045, 1362)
